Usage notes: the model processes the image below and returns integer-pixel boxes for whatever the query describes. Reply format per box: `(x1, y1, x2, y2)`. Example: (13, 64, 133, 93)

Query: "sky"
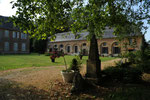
(0, 0, 150, 42)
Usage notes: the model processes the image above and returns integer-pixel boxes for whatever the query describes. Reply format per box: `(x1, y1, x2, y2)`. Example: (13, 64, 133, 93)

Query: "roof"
(51, 28, 116, 42)
(51, 27, 116, 42)
(0, 15, 19, 31)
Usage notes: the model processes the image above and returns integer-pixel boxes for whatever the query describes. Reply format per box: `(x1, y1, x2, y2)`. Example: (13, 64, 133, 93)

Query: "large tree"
(11, 0, 150, 39)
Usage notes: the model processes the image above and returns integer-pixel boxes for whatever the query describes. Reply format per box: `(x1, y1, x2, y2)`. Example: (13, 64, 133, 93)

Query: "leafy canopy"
(11, 0, 150, 40)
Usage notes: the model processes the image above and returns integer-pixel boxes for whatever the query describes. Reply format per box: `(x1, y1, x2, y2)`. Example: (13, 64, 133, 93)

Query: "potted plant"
(61, 56, 82, 83)
(61, 57, 74, 83)
(69, 57, 82, 72)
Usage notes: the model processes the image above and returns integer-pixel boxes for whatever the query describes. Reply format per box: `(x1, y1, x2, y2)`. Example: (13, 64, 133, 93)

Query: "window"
(4, 42, 9, 51)
(82, 49, 86, 55)
(21, 33, 24, 39)
(102, 42, 107, 46)
(129, 38, 132, 45)
(21, 33, 27, 39)
(13, 43, 18, 51)
(25, 34, 27, 39)
(54, 45, 57, 48)
(13, 31, 17, 38)
(60, 44, 63, 48)
(67, 46, 70, 53)
(4, 30, 9, 37)
(82, 43, 86, 46)
(102, 47, 108, 54)
(75, 46, 78, 53)
(22, 43, 26, 51)
(113, 47, 120, 54)
(17, 32, 19, 38)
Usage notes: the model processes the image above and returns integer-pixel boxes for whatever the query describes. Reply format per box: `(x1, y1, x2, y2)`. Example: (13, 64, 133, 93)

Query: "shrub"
(69, 56, 82, 72)
(136, 60, 150, 73)
(102, 66, 142, 83)
(115, 60, 131, 68)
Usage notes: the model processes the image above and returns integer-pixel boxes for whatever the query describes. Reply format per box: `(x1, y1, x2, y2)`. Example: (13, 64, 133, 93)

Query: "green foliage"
(102, 66, 142, 83)
(124, 51, 141, 64)
(11, 0, 150, 40)
(31, 38, 47, 54)
(69, 56, 82, 71)
(137, 60, 150, 73)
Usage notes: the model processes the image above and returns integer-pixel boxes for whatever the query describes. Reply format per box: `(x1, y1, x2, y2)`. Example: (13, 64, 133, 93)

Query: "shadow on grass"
(70, 80, 150, 100)
(103, 81, 150, 100)
(1, 78, 150, 100)
(0, 79, 50, 100)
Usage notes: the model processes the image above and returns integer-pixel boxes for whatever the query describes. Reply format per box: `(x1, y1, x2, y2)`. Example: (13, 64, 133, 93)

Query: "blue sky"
(0, 0, 149, 42)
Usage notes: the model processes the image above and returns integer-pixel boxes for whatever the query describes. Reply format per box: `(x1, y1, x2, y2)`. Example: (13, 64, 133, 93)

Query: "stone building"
(0, 15, 30, 54)
(48, 27, 143, 56)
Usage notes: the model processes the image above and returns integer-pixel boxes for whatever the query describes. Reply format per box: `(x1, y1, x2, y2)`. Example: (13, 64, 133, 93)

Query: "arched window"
(67, 46, 70, 53)
(74, 46, 78, 53)
(101, 42, 108, 54)
(54, 44, 57, 48)
(82, 43, 86, 46)
(102, 42, 107, 46)
(112, 42, 120, 54)
(60, 44, 63, 48)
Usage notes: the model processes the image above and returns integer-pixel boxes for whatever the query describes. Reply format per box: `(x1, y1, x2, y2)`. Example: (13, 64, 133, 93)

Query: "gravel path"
(0, 58, 121, 91)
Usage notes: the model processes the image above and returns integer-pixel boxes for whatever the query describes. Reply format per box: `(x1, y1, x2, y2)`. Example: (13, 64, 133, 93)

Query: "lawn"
(0, 54, 117, 70)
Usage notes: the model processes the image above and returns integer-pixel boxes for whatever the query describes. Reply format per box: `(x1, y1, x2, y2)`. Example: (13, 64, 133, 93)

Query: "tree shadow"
(0, 78, 50, 100)
(70, 79, 150, 100)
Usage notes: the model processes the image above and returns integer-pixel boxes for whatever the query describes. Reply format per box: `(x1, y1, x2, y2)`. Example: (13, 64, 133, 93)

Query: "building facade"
(0, 16, 30, 54)
(48, 28, 143, 56)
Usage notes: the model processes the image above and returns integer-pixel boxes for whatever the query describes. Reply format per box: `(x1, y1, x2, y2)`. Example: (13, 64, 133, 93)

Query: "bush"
(115, 60, 132, 68)
(69, 56, 82, 72)
(136, 60, 150, 73)
(102, 66, 142, 83)
(124, 51, 141, 64)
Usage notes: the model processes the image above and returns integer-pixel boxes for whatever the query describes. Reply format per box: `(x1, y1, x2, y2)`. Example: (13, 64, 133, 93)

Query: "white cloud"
(0, 0, 16, 17)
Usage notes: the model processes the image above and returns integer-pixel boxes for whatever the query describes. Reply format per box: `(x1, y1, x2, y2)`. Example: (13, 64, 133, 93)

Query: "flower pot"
(61, 70, 75, 83)
(51, 59, 55, 62)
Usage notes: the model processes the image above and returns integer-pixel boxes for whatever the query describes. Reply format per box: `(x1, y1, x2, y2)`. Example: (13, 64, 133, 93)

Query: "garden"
(1, 0, 150, 99)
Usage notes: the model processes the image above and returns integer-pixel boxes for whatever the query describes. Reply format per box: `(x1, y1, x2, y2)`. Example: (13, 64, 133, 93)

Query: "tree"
(11, 0, 150, 39)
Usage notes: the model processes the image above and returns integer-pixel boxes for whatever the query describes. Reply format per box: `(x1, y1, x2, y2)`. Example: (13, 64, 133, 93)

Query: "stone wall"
(48, 36, 143, 56)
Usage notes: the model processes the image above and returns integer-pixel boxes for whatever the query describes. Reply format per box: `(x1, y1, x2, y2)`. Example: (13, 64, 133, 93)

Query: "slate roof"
(0, 15, 19, 31)
(51, 27, 115, 42)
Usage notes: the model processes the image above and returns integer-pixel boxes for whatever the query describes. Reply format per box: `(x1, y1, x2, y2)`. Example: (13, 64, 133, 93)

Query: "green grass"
(0, 54, 116, 71)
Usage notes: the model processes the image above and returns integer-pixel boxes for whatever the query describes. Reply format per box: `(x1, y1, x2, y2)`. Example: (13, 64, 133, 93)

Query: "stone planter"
(61, 70, 75, 83)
